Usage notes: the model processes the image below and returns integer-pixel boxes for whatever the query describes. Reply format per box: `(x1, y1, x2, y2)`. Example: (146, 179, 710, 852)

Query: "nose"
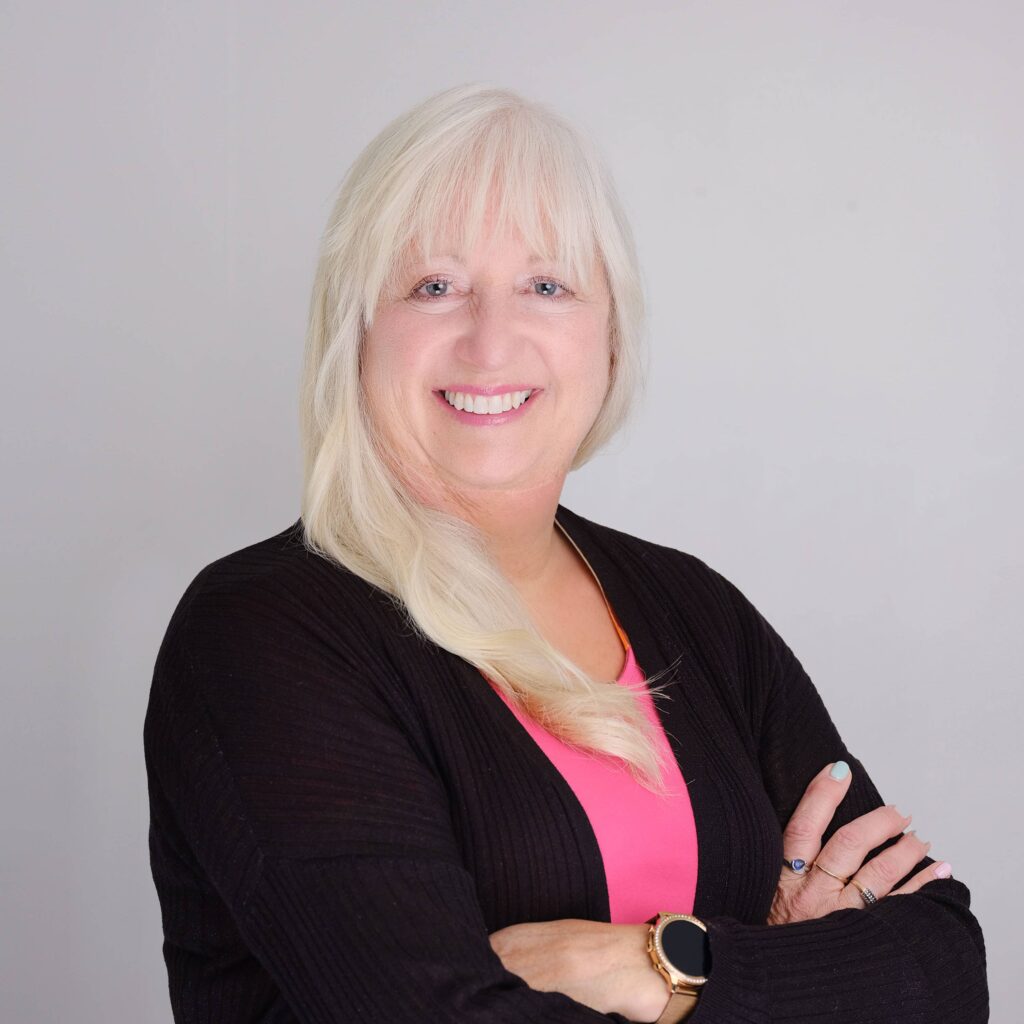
(453, 291, 521, 371)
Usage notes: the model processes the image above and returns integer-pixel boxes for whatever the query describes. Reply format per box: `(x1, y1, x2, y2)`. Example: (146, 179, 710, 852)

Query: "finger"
(841, 831, 931, 907)
(780, 761, 853, 874)
(808, 804, 911, 896)
(890, 860, 954, 896)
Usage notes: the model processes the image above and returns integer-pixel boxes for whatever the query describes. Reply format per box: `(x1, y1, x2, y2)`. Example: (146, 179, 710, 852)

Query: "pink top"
(491, 620, 698, 924)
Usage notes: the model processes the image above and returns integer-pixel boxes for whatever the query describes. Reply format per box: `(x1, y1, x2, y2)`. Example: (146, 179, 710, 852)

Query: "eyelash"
(408, 274, 577, 302)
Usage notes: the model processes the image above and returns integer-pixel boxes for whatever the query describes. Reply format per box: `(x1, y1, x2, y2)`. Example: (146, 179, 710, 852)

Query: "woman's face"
(361, 218, 612, 502)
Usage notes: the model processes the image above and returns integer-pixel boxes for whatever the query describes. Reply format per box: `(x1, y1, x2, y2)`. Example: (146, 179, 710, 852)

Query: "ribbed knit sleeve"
(145, 521, 989, 1023)
(685, 566, 989, 1024)
(144, 566, 633, 1023)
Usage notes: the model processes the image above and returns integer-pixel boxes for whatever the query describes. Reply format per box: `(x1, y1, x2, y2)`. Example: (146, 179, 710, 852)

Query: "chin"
(441, 460, 539, 493)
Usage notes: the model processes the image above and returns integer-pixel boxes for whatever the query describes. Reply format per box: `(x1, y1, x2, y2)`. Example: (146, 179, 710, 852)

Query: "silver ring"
(850, 879, 878, 906)
(782, 856, 812, 875)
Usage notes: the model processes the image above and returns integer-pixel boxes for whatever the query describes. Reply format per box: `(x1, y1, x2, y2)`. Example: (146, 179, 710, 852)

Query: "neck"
(446, 480, 571, 595)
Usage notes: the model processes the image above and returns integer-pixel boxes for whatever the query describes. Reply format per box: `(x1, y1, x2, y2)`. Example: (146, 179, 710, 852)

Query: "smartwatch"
(644, 912, 712, 1023)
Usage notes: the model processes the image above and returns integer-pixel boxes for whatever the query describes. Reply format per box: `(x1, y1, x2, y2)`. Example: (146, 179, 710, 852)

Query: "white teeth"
(442, 389, 532, 414)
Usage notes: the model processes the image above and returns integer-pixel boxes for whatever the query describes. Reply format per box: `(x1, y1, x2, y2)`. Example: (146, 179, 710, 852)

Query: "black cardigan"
(143, 504, 988, 1022)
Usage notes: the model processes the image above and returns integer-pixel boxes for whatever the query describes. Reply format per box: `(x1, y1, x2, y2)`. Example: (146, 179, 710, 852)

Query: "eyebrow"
(431, 253, 552, 265)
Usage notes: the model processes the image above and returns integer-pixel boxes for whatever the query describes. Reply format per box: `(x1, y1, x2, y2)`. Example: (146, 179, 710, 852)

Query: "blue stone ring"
(783, 856, 812, 875)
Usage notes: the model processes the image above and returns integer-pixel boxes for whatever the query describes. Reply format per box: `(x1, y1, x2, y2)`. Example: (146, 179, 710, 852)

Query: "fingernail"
(934, 862, 953, 879)
(829, 761, 850, 780)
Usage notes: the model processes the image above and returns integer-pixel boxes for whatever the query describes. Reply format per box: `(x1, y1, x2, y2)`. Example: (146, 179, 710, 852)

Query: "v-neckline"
(450, 503, 781, 926)
(460, 506, 696, 922)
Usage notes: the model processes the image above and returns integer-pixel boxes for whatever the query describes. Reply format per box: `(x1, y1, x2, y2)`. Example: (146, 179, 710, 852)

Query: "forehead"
(413, 249, 562, 266)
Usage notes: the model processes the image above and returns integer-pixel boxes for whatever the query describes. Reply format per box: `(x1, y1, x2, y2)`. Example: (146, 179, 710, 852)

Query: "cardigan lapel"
(552, 505, 781, 925)
(436, 504, 779, 928)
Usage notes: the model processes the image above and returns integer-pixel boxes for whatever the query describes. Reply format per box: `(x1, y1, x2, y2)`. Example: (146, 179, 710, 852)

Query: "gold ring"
(813, 861, 851, 885)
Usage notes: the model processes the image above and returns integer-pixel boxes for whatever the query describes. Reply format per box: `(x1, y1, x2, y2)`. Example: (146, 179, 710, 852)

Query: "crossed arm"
(487, 760, 951, 1021)
(145, 571, 988, 1023)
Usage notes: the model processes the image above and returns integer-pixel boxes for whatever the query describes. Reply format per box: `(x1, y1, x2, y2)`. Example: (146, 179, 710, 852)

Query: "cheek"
(563, 329, 612, 404)
(362, 327, 416, 395)
(360, 334, 404, 437)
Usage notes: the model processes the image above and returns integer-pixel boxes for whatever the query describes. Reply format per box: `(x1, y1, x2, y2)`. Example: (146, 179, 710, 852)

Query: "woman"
(144, 84, 987, 1022)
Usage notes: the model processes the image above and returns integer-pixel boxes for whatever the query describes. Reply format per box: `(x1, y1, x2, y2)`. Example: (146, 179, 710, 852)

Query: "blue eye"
(407, 276, 452, 301)
(421, 279, 450, 298)
(532, 279, 562, 297)
(525, 276, 576, 300)
(408, 275, 576, 302)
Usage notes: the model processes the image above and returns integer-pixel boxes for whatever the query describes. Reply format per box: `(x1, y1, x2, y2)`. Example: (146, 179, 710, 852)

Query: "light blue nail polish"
(829, 760, 850, 780)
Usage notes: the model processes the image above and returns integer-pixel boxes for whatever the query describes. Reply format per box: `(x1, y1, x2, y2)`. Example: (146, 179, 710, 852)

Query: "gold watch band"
(655, 988, 700, 1023)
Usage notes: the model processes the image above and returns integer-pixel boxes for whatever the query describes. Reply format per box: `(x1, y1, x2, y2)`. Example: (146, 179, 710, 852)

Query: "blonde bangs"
(369, 97, 603, 320)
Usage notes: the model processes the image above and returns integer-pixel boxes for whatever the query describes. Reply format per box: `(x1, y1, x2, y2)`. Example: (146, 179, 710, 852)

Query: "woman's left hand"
(488, 918, 669, 1022)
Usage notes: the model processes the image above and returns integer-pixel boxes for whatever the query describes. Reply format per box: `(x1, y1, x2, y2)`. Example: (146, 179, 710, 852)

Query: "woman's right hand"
(768, 761, 951, 926)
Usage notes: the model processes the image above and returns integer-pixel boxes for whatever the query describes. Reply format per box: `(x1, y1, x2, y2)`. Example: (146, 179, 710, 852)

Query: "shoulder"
(556, 503, 792, 701)
(171, 518, 383, 615)
(159, 518, 398, 664)
(145, 520, 434, 803)
(556, 503, 760, 627)
(147, 519, 414, 745)
(558, 506, 802, 745)
(144, 522, 451, 868)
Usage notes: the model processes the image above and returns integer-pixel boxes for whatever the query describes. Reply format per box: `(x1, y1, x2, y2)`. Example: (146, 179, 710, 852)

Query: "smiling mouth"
(435, 388, 536, 415)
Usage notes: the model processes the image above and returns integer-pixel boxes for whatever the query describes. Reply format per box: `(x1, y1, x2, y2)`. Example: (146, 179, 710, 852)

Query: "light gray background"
(2, 2, 1019, 1020)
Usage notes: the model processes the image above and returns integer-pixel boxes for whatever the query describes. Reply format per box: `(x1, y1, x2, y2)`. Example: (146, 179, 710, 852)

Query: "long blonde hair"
(299, 83, 676, 794)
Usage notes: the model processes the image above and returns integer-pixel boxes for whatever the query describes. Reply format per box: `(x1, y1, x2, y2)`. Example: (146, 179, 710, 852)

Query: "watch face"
(662, 919, 711, 980)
